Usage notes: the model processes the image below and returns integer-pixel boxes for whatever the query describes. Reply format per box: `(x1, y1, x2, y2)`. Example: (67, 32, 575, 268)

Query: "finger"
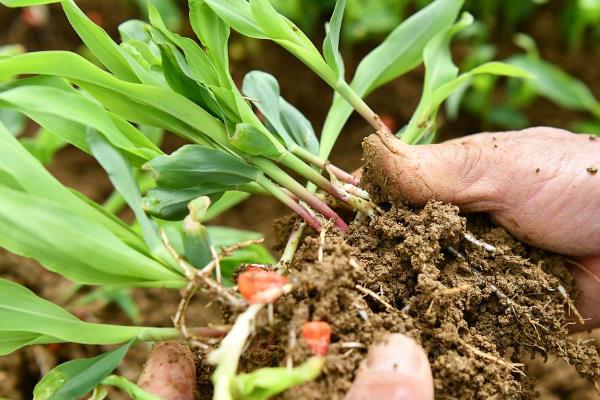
(362, 132, 503, 213)
(138, 342, 196, 400)
(362, 128, 600, 256)
(345, 334, 433, 400)
(569, 256, 600, 332)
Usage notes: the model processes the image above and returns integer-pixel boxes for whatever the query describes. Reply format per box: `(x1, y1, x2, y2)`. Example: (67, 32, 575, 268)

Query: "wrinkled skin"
(140, 128, 599, 400)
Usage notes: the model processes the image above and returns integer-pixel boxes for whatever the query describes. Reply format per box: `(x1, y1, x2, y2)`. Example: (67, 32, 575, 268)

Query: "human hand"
(362, 127, 600, 330)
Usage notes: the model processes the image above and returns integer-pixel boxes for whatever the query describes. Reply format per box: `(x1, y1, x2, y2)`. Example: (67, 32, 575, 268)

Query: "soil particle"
(586, 167, 598, 175)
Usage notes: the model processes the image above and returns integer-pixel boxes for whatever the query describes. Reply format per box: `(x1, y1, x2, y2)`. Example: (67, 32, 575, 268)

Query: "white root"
(558, 285, 586, 325)
(459, 339, 526, 377)
(209, 304, 264, 400)
(355, 284, 394, 311)
(463, 232, 497, 252)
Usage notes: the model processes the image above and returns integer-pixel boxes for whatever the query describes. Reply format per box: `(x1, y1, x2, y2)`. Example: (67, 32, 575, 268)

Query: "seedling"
(0, 0, 533, 398)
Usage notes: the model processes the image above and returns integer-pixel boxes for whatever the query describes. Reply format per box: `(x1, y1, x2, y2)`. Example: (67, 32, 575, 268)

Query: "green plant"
(0, 0, 531, 398)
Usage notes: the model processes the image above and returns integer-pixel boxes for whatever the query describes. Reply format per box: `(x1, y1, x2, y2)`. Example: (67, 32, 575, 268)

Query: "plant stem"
(277, 151, 346, 202)
(253, 158, 348, 231)
(209, 303, 264, 400)
(334, 81, 390, 134)
(291, 145, 359, 185)
(256, 175, 322, 231)
(277, 219, 306, 272)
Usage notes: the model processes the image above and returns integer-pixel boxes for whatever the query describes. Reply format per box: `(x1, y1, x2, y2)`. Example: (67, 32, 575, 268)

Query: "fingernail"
(365, 334, 427, 376)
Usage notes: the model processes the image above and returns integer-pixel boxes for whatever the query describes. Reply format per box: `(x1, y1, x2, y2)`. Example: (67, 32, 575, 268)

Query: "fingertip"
(138, 342, 196, 400)
(345, 334, 434, 400)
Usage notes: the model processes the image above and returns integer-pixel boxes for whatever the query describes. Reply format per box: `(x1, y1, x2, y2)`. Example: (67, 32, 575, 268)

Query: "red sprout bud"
(238, 270, 289, 304)
(302, 321, 331, 356)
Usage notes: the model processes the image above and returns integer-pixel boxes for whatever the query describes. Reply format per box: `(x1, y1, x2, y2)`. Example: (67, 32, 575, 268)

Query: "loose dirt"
(194, 161, 600, 399)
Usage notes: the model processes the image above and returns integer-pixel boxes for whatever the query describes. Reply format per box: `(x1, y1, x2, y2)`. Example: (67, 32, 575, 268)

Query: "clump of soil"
(196, 174, 600, 399)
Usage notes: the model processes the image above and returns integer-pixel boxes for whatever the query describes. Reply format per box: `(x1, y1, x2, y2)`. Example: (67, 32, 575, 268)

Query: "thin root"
(558, 285, 586, 325)
(459, 339, 526, 377)
(356, 285, 394, 311)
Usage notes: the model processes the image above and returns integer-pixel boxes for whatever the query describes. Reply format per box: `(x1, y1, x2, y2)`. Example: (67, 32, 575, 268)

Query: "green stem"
(277, 151, 345, 201)
(102, 375, 160, 400)
(253, 158, 348, 231)
(256, 175, 322, 231)
(277, 219, 305, 272)
(334, 81, 390, 134)
(291, 145, 360, 185)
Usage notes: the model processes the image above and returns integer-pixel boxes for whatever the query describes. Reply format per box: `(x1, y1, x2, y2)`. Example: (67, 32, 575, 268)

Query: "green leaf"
(204, 0, 266, 38)
(320, 0, 464, 159)
(0, 80, 162, 163)
(229, 123, 284, 157)
(0, 51, 229, 147)
(507, 54, 600, 115)
(143, 187, 226, 220)
(0, 109, 25, 136)
(0, 279, 179, 356)
(232, 357, 324, 400)
(158, 44, 223, 119)
(20, 128, 67, 165)
(182, 197, 213, 269)
(86, 130, 164, 256)
(242, 71, 319, 154)
(33, 341, 133, 400)
(145, 145, 262, 190)
(189, 0, 231, 85)
(62, 0, 138, 82)
(323, 0, 346, 78)
(101, 375, 160, 400)
(0, 122, 145, 249)
(0, 186, 184, 286)
(0, 0, 59, 5)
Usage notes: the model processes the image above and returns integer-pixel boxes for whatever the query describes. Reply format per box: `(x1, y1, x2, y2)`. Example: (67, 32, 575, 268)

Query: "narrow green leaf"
(145, 145, 262, 190)
(323, 0, 346, 78)
(189, 0, 231, 85)
(0, 187, 184, 285)
(62, 0, 138, 82)
(232, 357, 324, 400)
(158, 44, 222, 118)
(183, 197, 212, 269)
(0, 82, 161, 163)
(320, 0, 464, 159)
(0, 51, 229, 147)
(230, 123, 284, 157)
(87, 130, 163, 255)
(204, 0, 266, 38)
(0, 122, 145, 249)
(34, 341, 133, 400)
(0, 0, 59, 5)
(242, 71, 319, 154)
(0, 279, 179, 356)
(507, 54, 600, 115)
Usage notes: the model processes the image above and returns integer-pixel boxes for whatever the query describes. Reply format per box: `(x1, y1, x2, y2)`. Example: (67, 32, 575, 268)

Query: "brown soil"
(194, 188, 600, 399)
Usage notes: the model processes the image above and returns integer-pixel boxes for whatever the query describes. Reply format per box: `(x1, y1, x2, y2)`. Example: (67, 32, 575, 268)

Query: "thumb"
(138, 342, 196, 400)
(362, 133, 501, 213)
(345, 334, 433, 400)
